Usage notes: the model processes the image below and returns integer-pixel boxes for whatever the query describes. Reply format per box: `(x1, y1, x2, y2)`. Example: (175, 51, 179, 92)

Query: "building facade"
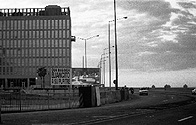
(0, 5, 73, 88)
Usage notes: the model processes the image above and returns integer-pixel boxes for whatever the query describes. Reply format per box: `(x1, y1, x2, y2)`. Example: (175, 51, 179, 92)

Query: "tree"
(183, 84, 188, 89)
(152, 85, 155, 89)
(164, 84, 171, 90)
(37, 67, 47, 88)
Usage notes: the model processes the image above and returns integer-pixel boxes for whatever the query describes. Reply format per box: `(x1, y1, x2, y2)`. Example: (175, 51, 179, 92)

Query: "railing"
(0, 7, 70, 17)
(0, 90, 79, 113)
(0, 87, 130, 113)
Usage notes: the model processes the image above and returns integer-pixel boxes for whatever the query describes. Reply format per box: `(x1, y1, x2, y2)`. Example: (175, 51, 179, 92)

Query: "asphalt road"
(91, 98, 196, 125)
(1, 89, 196, 125)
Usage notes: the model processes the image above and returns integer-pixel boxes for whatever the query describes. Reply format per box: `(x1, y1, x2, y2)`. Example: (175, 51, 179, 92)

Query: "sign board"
(51, 68, 71, 85)
(72, 68, 100, 86)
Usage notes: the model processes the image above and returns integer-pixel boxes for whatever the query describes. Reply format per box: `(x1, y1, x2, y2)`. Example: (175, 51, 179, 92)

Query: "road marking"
(178, 116, 193, 122)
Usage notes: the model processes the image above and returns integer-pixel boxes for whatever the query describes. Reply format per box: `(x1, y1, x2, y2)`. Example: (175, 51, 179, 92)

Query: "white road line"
(178, 116, 193, 122)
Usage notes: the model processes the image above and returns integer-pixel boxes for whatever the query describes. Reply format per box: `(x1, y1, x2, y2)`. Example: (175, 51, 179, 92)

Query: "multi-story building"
(0, 5, 74, 89)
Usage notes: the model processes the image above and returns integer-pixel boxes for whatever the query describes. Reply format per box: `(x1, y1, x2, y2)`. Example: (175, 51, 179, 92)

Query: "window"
(52, 30, 55, 38)
(67, 49, 70, 56)
(40, 31, 43, 38)
(10, 20, 14, 30)
(52, 49, 55, 56)
(59, 49, 62, 56)
(44, 20, 47, 29)
(0, 21, 2, 29)
(59, 40, 62, 47)
(21, 20, 25, 29)
(55, 40, 58, 47)
(14, 20, 17, 30)
(52, 58, 55, 66)
(40, 49, 43, 56)
(67, 40, 70, 47)
(40, 20, 43, 29)
(62, 58, 66, 65)
(51, 20, 55, 29)
(33, 31, 36, 38)
(55, 58, 58, 66)
(29, 20, 32, 29)
(37, 20, 39, 29)
(62, 40, 66, 47)
(67, 20, 70, 29)
(44, 40, 47, 47)
(44, 49, 47, 56)
(59, 20, 62, 29)
(62, 49, 66, 56)
(33, 49, 36, 57)
(51, 40, 55, 47)
(55, 20, 58, 29)
(48, 31, 51, 38)
(18, 21, 21, 29)
(44, 31, 47, 38)
(33, 20, 36, 29)
(63, 30, 66, 38)
(67, 58, 70, 66)
(25, 21, 28, 30)
(55, 49, 58, 56)
(48, 20, 51, 29)
(63, 20, 66, 28)
(67, 30, 69, 38)
(55, 30, 58, 38)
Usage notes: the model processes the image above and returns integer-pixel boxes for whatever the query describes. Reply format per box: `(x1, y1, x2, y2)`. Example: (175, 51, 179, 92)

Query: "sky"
(1, 0, 196, 87)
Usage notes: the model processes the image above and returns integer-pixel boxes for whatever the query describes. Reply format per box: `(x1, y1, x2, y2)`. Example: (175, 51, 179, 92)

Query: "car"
(139, 88, 148, 95)
(192, 88, 196, 95)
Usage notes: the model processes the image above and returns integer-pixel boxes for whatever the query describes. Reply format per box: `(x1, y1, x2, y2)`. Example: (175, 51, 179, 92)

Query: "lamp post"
(78, 35, 99, 68)
(108, 16, 127, 89)
(100, 53, 108, 87)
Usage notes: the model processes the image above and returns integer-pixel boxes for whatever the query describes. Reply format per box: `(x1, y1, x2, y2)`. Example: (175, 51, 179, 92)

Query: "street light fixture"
(78, 35, 99, 68)
(100, 53, 108, 87)
(113, 0, 128, 90)
(108, 16, 127, 89)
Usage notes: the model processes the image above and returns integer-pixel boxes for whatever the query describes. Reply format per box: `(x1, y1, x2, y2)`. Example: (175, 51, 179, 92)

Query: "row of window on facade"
(0, 30, 70, 39)
(0, 39, 70, 48)
(0, 19, 70, 30)
(0, 58, 70, 75)
(1, 48, 70, 57)
(0, 67, 41, 76)
(0, 57, 70, 67)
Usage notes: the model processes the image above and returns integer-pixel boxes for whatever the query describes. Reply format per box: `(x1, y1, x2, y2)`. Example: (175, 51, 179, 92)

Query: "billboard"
(72, 68, 100, 86)
(51, 68, 71, 85)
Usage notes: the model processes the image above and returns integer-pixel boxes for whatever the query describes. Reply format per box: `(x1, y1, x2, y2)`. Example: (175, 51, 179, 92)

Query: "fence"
(0, 89, 80, 113)
(0, 87, 131, 113)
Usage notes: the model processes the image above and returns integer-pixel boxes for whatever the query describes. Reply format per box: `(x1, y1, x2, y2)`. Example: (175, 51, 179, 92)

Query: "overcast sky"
(1, 0, 196, 87)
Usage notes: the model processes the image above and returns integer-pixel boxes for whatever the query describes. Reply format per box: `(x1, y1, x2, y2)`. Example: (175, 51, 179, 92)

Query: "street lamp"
(78, 35, 99, 68)
(108, 16, 127, 89)
(100, 53, 108, 87)
(113, 0, 128, 90)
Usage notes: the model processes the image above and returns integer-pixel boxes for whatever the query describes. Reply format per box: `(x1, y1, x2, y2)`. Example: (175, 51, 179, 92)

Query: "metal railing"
(0, 90, 79, 113)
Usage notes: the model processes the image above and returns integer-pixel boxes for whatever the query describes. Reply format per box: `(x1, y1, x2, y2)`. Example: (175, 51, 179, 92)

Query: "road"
(1, 89, 196, 125)
(91, 97, 196, 125)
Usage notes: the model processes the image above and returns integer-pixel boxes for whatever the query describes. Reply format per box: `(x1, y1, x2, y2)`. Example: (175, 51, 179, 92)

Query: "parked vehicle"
(192, 88, 196, 95)
(139, 88, 148, 95)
